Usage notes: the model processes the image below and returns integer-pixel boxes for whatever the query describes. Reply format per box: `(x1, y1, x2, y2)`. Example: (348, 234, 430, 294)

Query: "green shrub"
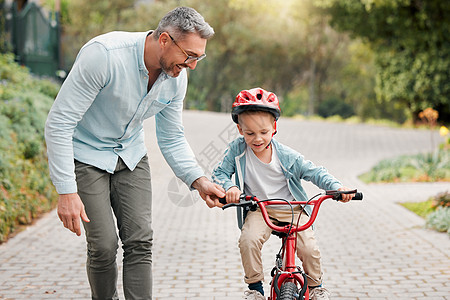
(0, 53, 59, 243)
(401, 192, 450, 235)
(317, 97, 355, 119)
(359, 149, 450, 183)
(412, 150, 450, 181)
(431, 191, 450, 208)
(426, 207, 450, 235)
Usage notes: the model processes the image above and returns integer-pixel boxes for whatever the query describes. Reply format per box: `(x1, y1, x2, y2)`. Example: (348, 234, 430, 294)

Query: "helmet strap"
(265, 121, 277, 149)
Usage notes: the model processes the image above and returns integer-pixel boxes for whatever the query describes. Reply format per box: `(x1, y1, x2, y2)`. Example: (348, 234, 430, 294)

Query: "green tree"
(43, 0, 147, 68)
(316, 0, 450, 123)
(186, 0, 359, 116)
(46, 0, 379, 121)
(0, 0, 10, 53)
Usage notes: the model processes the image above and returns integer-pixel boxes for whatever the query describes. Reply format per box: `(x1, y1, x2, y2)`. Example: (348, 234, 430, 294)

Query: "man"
(45, 7, 224, 300)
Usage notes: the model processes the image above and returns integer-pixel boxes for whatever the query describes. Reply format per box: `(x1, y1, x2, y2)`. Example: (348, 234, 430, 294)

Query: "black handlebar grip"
(335, 192, 363, 200)
(352, 192, 363, 200)
(219, 197, 227, 205)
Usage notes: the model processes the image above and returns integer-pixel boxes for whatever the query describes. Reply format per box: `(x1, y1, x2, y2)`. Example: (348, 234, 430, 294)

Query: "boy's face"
(237, 112, 276, 155)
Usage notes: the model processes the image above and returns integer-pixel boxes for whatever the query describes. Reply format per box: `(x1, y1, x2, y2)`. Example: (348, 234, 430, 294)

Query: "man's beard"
(160, 56, 183, 78)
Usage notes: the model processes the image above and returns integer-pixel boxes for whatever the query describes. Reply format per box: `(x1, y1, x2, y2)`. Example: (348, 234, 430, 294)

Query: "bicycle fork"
(270, 234, 309, 300)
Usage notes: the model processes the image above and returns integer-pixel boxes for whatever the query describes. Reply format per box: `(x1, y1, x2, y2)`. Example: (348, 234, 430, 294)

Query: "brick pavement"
(0, 110, 449, 299)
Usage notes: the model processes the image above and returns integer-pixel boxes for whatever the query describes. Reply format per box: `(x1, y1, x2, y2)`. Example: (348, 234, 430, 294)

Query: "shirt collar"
(137, 30, 152, 74)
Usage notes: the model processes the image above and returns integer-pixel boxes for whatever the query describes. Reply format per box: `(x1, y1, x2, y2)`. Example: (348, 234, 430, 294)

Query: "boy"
(212, 88, 354, 300)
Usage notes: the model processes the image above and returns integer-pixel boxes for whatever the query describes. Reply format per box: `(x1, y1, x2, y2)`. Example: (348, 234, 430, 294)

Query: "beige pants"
(239, 207, 323, 287)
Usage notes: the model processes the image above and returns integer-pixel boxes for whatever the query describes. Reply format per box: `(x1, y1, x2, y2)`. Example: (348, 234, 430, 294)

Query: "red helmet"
(231, 88, 281, 123)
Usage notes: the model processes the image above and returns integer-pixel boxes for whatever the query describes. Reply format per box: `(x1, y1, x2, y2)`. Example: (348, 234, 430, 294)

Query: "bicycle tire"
(279, 282, 299, 300)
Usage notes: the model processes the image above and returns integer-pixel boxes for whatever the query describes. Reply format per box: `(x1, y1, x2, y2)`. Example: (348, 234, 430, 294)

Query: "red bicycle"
(221, 189, 363, 300)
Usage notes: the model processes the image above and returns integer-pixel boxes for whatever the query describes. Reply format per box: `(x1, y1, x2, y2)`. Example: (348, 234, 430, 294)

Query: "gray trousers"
(75, 155, 153, 300)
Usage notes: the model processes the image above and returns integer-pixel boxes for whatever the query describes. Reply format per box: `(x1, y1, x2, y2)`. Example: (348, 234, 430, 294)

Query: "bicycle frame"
(243, 195, 332, 300)
(221, 190, 362, 300)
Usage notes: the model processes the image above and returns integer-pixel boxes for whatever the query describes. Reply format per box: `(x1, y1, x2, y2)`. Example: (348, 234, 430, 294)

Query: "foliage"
(0, 54, 59, 243)
(410, 150, 450, 181)
(440, 126, 450, 150)
(0, 0, 10, 53)
(317, 97, 355, 119)
(42, 0, 147, 68)
(401, 191, 450, 234)
(39, 0, 449, 124)
(431, 191, 450, 208)
(316, 0, 450, 123)
(359, 149, 450, 183)
(426, 207, 450, 235)
(45, 0, 379, 121)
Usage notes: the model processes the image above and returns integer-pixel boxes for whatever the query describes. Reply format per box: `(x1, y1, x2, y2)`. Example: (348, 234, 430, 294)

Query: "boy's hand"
(338, 187, 355, 202)
(226, 186, 241, 203)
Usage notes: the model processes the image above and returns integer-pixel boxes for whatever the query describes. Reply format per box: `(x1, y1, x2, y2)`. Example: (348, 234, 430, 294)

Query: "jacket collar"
(236, 137, 298, 178)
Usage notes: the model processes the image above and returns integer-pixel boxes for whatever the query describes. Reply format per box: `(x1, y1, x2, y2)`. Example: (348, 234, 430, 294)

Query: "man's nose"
(186, 60, 198, 70)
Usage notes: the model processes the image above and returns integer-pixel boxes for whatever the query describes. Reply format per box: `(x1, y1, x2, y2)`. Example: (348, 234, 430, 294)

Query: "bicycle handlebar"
(219, 190, 363, 233)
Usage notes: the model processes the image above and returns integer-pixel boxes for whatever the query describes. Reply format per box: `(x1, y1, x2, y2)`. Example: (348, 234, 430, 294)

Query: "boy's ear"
(237, 124, 244, 136)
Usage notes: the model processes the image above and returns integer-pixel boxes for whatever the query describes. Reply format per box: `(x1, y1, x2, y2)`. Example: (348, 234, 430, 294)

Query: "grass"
(358, 149, 450, 183)
(399, 200, 435, 218)
(361, 149, 449, 234)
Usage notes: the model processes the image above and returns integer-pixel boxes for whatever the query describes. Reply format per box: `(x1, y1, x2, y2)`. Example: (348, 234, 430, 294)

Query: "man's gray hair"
(154, 7, 214, 40)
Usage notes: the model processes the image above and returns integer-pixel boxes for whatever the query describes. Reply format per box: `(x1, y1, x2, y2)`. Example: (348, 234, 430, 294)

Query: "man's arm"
(45, 42, 108, 233)
(155, 104, 226, 207)
(155, 73, 205, 187)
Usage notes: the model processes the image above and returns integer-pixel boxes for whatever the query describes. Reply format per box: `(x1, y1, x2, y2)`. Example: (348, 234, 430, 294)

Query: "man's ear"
(159, 32, 170, 49)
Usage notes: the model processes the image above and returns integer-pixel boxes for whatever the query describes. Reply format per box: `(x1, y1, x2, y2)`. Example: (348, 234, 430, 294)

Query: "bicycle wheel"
(279, 282, 299, 300)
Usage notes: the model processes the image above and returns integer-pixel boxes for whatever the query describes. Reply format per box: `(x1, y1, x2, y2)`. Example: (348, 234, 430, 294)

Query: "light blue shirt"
(45, 31, 204, 194)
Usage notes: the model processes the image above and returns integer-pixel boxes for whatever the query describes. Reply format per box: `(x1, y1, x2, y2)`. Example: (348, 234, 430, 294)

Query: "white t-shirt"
(244, 146, 294, 209)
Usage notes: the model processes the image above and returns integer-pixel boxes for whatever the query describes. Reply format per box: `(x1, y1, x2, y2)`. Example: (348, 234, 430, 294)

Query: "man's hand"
(57, 193, 90, 236)
(192, 177, 225, 208)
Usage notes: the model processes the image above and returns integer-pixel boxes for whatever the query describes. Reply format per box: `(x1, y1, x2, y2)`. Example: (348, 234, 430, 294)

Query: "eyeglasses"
(167, 33, 206, 64)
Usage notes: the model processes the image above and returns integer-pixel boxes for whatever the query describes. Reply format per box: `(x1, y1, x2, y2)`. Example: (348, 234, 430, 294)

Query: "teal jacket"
(212, 137, 342, 217)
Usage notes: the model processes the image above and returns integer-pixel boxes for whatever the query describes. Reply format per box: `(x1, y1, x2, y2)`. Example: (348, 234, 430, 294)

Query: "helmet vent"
(232, 88, 281, 123)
